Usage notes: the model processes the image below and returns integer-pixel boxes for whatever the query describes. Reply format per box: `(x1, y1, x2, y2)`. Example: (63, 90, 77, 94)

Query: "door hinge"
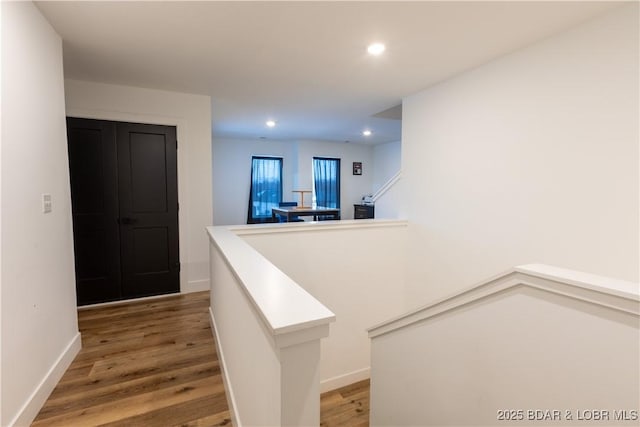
(175, 261, 181, 272)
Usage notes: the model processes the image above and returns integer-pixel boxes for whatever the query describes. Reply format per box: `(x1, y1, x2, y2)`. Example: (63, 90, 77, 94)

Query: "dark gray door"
(67, 118, 179, 305)
(116, 122, 179, 299)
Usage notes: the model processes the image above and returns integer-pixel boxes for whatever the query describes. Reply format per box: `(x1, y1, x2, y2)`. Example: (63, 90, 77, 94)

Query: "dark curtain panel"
(313, 157, 340, 208)
(247, 157, 283, 224)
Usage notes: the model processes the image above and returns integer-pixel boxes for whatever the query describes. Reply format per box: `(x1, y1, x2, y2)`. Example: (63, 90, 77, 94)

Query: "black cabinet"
(354, 204, 374, 219)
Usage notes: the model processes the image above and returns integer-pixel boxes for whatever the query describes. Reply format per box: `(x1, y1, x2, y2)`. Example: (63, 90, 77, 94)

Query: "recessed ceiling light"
(362, 130, 372, 136)
(367, 43, 385, 56)
(266, 120, 276, 128)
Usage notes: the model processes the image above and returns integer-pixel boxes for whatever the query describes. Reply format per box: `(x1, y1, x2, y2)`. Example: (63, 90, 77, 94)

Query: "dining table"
(271, 206, 341, 222)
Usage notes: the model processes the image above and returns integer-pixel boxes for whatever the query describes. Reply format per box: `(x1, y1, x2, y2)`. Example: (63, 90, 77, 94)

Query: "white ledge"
(368, 264, 639, 339)
(228, 218, 408, 236)
(515, 263, 639, 300)
(208, 226, 335, 339)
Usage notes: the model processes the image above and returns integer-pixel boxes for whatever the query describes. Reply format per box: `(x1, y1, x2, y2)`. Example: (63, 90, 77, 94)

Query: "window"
(247, 156, 282, 224)
(313, 157, 340, 209)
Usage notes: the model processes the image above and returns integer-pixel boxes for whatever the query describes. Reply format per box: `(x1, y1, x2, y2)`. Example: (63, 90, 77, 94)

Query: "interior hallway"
(32, 292, 369, 426)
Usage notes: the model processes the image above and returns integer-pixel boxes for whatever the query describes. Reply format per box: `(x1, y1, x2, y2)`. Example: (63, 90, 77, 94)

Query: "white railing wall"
(368, 264, 640, 426)
(236, 219, 408, 392)
(207, 226, 335, 427)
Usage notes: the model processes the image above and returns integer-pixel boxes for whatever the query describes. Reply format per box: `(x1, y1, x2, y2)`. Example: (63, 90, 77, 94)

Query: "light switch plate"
(42, 194, 52, 213)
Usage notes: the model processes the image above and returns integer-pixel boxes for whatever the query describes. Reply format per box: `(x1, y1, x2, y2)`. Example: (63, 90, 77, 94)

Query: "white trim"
(320, 367, 370, 393)
(64, 106, 190, 295)
(209, 307, 242, 427)
(516, 263, 639, 300)
(369, 265, 639, 339)
(229, 219, 408, 236)
(274, 323, 331, 348)
(207, 226, 335, 337)
(8, 332, 81, 427)
(76, 280, 211, 310)
(183, 279, 210, 293)
(372, 170, 402, 202)
(77, 292, 181, 310)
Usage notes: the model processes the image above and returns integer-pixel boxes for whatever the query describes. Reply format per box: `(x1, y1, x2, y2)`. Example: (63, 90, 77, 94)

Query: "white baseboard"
(183, 279, 210, 293)
(209, 307, 241, 427)
(9, 332, 81, 427)
(320, 367, 370, 393)
(77, 292, 178, 310)
(77, 282, 210, 310)
(208, 304, 368, 421)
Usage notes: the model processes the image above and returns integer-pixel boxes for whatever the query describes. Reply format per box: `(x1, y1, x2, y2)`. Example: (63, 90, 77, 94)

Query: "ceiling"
(36, 1, 620, 145)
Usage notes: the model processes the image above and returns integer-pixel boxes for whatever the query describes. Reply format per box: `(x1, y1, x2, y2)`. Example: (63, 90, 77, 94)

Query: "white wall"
(212, 138, 297, 226)
(295, 140, 374, 221)
(372, 140, 402, 219)
(374, 182, 403, 220)
(372, 140, 401, 190)
(1, 3, 80, 425)
(240, 221, 407, 392)
(212, 138, 374, 225)
(208, 225, 334, 426)
(64, 79, 213, 293)
(402, 4, 639, 307)
(370, 267, 639, 426)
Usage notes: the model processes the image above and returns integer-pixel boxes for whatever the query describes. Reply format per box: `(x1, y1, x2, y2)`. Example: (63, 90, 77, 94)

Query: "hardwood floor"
(320, 380, 370, 427)
(32, 292, 230, 427)
(32, 291, 370, 427)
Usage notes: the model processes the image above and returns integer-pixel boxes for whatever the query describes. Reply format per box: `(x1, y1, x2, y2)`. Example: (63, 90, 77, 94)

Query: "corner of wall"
(2, 3, 80, 424)
(8, 334, 81, 427)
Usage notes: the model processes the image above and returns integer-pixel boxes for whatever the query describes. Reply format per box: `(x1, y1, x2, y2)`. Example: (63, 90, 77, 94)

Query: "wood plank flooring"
(32, 291, 370, 427)
(320, 380, 370, 427)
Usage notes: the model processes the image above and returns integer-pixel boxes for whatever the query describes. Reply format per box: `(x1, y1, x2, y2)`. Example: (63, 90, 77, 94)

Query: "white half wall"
(369, 266, 640, 426)
(401, 4, 639, 306)
(208, 225, 335, 426)
(1, 3, 80, 425)
(64, 79, 213, 293)
(212, 138, 374, 225)
(238, 220, 407, 391)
